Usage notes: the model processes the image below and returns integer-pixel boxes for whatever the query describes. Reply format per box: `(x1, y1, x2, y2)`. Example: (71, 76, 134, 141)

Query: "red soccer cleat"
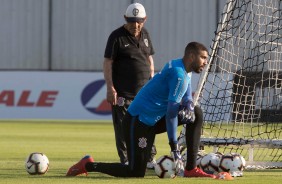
(66, 155, 94, 176)
(184, 167, 216, 178)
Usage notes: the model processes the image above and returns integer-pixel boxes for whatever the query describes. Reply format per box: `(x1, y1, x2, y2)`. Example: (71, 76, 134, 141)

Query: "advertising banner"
(0, 71, 201, 120)
(0, 71, 111, 120)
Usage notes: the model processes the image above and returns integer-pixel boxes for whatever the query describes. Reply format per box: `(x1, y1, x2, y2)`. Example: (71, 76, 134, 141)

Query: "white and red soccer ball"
(154, 155, 176, 178)
(199, 152, 246, 177)
(219, 153, 246, 176)
(199, 152, 222, 173)
(155, 152, 246, 178)
(182, 151, 203, 168)
(25, 152, 49, 175)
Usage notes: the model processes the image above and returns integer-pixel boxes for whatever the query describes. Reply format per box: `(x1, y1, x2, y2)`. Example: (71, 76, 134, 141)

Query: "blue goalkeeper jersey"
(128, 58, 192, 126)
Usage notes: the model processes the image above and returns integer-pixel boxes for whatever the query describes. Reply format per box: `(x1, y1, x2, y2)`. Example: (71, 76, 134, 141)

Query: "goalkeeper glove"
(178, 100, 195, 124)
(169, 143, 184, 175)
(170, 149, 184, 175)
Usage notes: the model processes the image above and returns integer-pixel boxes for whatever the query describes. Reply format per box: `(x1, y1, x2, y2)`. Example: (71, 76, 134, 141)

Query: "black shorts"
(122, 112, 156, 177)
(121, 108, 196, 177)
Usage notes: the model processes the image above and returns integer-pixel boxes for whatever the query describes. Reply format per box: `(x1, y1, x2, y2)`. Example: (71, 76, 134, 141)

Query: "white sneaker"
(146, 159, 157, 169)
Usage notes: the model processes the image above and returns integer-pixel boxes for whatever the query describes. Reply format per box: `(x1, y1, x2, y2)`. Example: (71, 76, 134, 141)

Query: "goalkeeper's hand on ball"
(178, 100, 195, 124)
(170, 147, 184, 175)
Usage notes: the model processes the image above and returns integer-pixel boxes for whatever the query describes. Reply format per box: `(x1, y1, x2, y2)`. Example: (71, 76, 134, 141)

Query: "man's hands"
(170, 150, 184, 175)
(178, 100, 195, 124)
(106, 86, 117, 105)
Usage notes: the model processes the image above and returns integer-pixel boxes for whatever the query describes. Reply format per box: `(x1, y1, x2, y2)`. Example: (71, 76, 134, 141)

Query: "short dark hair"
(184, 42, 208, 57)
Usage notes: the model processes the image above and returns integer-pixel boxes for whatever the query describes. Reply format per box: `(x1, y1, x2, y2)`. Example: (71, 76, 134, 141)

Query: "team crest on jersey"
(138, 137, 147, 148)
(144, 39, 149, 47)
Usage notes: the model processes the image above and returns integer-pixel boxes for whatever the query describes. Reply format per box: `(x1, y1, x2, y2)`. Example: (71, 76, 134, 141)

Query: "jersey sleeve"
(166, 101, 180, 145)
(147, 32, 155, 56)
(104, 32, 118, 59)
(167, 68, 187, 103)
(181, 73, 193, 103)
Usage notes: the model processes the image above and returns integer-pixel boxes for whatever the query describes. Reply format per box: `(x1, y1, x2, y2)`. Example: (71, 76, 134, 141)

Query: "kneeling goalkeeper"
(66, 42, 215, 178)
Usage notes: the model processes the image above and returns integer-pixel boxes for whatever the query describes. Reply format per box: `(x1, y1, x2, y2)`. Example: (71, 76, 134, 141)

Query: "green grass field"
(0, 121, 281, 184)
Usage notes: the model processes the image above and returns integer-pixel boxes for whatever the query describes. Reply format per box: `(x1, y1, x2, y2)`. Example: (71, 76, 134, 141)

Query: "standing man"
(103, 3, 157, 168)
(67, 42, 216, 179)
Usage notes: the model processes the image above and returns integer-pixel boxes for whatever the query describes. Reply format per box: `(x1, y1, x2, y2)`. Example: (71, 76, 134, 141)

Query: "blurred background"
(0, 0, 226, 120)
(0, 0, 226, 71)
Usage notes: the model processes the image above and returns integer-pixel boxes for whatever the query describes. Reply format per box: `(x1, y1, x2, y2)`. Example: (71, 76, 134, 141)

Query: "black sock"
(85, 162, 97, 172)
(85, 162, 130, 177)
(185, 106, 203, 171)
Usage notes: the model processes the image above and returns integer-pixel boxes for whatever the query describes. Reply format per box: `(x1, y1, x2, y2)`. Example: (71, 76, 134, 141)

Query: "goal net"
(179, 0, 282, 169)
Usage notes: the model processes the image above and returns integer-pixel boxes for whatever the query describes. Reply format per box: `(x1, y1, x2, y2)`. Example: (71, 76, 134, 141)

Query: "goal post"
(179, 0, 282, 169)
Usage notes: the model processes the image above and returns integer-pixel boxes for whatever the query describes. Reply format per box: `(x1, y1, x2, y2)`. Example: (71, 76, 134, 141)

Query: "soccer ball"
(154, 155, 176, 178)
(196, 153, 204, 168)
(182, 151, 203, 168)
(219, 153, 246, 177)
(25, 152, 49, 175)
(199, 152, 222, 173)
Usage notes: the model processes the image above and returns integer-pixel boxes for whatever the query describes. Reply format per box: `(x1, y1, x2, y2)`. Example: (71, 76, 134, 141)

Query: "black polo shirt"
(104, 26, 155, 99)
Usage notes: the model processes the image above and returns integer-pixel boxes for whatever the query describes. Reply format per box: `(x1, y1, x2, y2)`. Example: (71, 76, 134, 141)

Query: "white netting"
(179, 0, 282, 169)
